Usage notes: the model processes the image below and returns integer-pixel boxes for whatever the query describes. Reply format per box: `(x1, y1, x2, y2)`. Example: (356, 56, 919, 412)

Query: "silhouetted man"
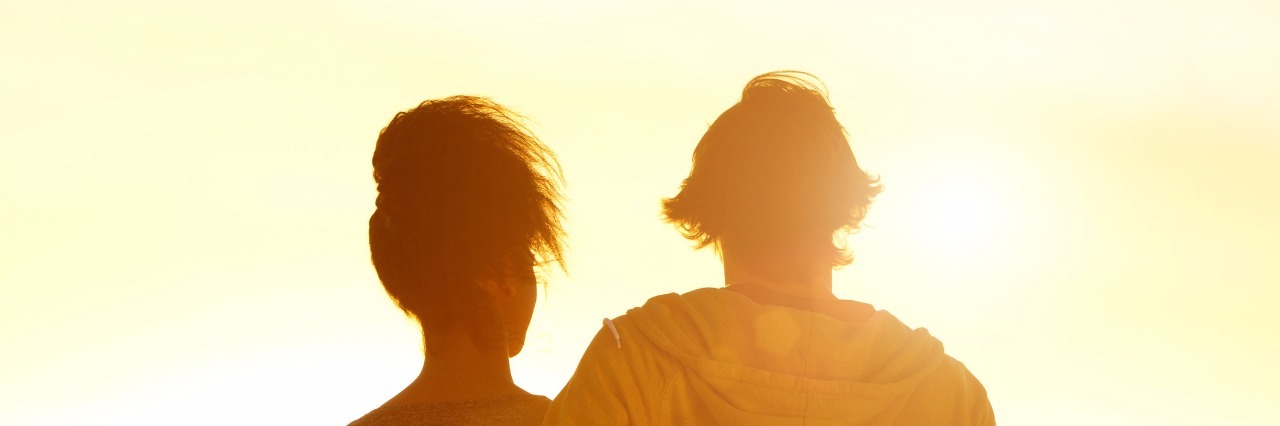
(545, 72, 994, 425)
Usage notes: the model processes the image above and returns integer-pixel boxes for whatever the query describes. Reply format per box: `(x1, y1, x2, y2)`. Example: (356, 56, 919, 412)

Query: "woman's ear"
(481, 252, 536, 298)
(477, 276, 518, 298)
(496, 277, 519, 297)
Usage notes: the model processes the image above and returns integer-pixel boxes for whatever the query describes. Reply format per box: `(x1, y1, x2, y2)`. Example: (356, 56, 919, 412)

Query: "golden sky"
(2, 0, 1278, 424)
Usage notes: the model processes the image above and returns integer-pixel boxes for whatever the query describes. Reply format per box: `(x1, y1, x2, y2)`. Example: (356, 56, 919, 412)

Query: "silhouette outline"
(351, 96, 565, 426)
(543, 72, 995, 425)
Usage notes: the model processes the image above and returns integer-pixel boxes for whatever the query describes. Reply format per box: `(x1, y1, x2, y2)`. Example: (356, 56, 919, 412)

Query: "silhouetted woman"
(544, 72, 994, 425)
(351, 96, 565, 426)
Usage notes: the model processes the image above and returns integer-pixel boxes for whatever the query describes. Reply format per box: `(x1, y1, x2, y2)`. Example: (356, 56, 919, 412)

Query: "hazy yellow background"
(3, 0, 1278, 424)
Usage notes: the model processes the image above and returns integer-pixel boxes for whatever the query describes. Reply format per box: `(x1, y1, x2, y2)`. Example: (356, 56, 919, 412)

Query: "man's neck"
(722, 249, 834, 300)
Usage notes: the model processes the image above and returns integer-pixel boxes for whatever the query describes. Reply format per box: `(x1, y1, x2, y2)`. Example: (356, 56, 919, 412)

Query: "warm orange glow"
(3, 1, 1278, 424)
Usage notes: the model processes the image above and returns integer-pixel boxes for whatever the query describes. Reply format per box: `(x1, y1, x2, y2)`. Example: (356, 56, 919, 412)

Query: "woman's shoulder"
(349, 394, 550, 426)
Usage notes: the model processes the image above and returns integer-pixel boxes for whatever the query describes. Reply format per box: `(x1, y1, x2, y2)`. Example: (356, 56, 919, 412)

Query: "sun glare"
(4, 1, 1279, 424)
(912, 172, 1006, 255)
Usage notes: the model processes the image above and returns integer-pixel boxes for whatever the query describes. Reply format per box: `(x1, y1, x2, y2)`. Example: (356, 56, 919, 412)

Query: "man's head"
(662, 71, 881, 269)
(369, 96, 564, 355)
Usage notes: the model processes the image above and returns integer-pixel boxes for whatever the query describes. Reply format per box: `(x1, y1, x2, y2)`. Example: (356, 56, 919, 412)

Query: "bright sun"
(910, 172, 1007, 257)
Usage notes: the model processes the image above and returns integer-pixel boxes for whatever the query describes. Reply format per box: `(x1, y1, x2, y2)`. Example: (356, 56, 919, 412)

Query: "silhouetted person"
(351, 96, 566, 426)
(543, 72, 994, 425)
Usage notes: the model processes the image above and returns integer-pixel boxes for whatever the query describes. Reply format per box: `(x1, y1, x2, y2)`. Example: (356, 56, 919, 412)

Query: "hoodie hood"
(622, 287, 947, 423)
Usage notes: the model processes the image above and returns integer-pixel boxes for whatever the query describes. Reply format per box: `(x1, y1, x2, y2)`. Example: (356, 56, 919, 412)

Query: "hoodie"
(543, 287, 993, 425)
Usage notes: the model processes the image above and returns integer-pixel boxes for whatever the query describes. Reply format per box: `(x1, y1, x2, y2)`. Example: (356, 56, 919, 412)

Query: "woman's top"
(350, 393, 550, 426)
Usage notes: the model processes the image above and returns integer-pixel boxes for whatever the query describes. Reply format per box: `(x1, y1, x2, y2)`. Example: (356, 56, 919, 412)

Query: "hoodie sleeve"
(543, 321, 676, 425)
(899, 356, 996, 425)
(954, 359, 995, 425)
(969, 368, 996, 426)
(542, 326, 633, 425)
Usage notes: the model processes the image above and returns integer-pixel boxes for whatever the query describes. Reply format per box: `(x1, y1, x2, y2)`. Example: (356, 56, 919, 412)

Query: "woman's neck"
(383, 330, 525, 406)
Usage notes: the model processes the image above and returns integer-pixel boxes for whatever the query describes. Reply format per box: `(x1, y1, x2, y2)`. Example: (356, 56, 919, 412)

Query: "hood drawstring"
(603, 318, 621, 348)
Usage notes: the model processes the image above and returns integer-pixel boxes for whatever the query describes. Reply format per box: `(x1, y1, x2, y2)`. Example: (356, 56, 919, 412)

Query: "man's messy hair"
(662, 71, 881, 266)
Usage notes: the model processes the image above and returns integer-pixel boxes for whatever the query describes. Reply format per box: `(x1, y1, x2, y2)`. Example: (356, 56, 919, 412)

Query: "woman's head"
(369, 96, 565, 356)
(662, 71, 881, 269)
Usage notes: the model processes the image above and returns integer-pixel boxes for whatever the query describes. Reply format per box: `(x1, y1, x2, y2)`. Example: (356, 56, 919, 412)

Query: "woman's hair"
(369, 96, 565, 324)
(662, 71, 881, 267)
